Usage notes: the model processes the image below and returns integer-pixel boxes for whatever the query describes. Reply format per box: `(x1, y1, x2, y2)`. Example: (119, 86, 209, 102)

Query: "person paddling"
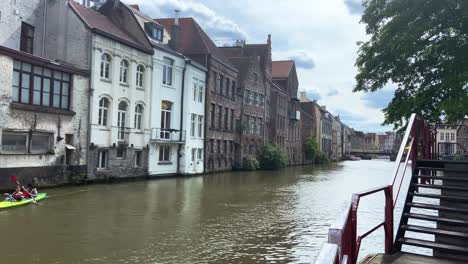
(3, 185, 24, 202)
(21, 183, 38, 199)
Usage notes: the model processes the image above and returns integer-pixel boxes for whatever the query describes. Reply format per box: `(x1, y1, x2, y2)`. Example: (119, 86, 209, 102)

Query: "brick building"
(218, 36, 272, 168)
(156, 18, 239, 172)
(271, 61, 302, 165)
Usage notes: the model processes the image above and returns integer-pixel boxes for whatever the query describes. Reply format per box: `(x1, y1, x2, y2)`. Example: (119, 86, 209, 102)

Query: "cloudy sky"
(121, 0, 393, 132)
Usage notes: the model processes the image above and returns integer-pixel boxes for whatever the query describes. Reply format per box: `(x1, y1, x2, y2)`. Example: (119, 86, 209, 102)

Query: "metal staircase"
(395, 160, 468, 261)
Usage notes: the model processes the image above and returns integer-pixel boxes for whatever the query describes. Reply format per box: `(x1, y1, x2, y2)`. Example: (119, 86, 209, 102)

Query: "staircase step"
(401, 225, 468, 238)
(408, 202, 468, 214)
(416, 175, 468, 182)
(403, 213, 468, 226)
(409, 192, 468, 203)
(398, 238, 468, 254)
(413, 183, 468, 192)
(416, 167, 468, 173)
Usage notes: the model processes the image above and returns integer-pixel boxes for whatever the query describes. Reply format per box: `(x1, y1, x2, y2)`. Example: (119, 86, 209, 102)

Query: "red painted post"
(384, 186, 394, 254)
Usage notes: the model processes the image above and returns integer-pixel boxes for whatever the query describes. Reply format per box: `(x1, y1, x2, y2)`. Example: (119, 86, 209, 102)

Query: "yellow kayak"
(0, 193, 47, 209)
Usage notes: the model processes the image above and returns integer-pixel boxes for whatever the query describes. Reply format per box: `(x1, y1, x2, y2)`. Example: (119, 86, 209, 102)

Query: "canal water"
(0, 160, 396, 264)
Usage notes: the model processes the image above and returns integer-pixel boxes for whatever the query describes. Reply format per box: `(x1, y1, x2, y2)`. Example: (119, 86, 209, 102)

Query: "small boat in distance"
(0, 193, 47, 209)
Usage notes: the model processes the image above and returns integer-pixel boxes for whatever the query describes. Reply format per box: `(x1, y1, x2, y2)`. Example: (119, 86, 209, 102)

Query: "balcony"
(290, 110, 300, 121)
(150, 128, 186, 144)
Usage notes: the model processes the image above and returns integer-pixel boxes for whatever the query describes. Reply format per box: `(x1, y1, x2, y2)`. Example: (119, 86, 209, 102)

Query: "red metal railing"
(316, 114, 435, 264)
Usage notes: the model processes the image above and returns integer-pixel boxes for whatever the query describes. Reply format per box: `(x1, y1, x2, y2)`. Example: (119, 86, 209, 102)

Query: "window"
(191, 148, 196, 162)
(230, 109, 234, 131)
(198, 83, 204, 103)
(210, 103, 215, 128)
(210, 139, 214, 153)
(20, 22, 34, 54)
(197, 148, 202, 160)
(119, 60, 129, 84)
(192, 79, 198, 101)
(445, 133, 449, 141)
(231, 81, 236, 99)
(161, 101, 173, 139)
(217, 140, 221, 153)
(12, 61, 70, 110)
(100, 53, 111, 79)
(451, 133, 455, 141)
(260, 94, 264, 106)
(198, 115, 203, 137)
(253, 92, 258, 106)
(224, 108, 229, 130)
(211, 72, 217, 92)
(136, 65, 145, 88)
(135, 151, 142, 167)
(191, 114, 196, 137)
(253, 73, 258, 84)
(97, 150, 108, 169)
(134, 104, 144, 130)
(225, 78, 230, 96)
(159, 145, 171, 162)
(98, 98, 109, 126)
(440, 132, 444, 140)
(144, 22, 163, 41)
(223, 140, 227, 155)
(1, 133, 27, 153)
(219, 75, 224, 94)
(162, 57, 173, 86)
(116, 146, 126, 158)
(118, 101, 128, 140)
(245, 90, 250, 104)
(218, 105, 223, 129)
(230, 141, 234, 154)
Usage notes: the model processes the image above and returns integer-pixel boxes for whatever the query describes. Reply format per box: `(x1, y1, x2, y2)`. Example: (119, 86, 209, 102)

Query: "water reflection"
(0, 160, 394, 263)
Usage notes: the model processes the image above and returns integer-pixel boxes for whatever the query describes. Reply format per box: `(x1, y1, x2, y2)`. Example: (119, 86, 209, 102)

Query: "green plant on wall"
(304, 136, 319, 161)
(260, 144, 288, 170)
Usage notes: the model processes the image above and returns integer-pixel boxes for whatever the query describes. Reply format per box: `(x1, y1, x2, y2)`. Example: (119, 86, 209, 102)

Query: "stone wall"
(89, 146, 148, 180)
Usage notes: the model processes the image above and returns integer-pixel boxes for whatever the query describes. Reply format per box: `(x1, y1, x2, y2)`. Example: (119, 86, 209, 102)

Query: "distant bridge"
(350, 149, 394, 156)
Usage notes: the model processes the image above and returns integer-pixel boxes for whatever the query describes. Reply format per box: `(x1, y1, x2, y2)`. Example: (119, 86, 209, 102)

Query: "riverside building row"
(0, 0, 351, 186)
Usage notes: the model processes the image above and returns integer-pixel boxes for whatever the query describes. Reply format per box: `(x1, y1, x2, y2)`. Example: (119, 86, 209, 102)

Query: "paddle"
(10, 175, 39, 205)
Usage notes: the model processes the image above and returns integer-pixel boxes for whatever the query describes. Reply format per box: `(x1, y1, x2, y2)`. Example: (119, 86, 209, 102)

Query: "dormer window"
(144, 22, 163, 42)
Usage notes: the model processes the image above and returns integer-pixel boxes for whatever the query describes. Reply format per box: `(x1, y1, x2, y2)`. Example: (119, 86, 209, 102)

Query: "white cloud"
(273, 50, 316, 69)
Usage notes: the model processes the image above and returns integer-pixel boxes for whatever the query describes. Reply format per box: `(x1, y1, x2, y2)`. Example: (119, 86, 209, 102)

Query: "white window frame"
(134, 104, 144, 130)
(1, 131, 52, 154)
(134, 150, 142, 167)
(118, 101, 128, 140)
(192, 78, 198, 101)
(190, 114, 196, 137)
(197, 148, 203, 160)
(119, 59, 129, 84)
(98, 97, 110, 126)
(97, 150, 108, 169)
(191, 148, 196, 162)
(162, 57, 173, 86)
(136, 65, 145, 88)
(100, 53, 111, 79)
(197, 115, 203, 137)
(198, 83, 204, 103)
(159, 145, 171, 162)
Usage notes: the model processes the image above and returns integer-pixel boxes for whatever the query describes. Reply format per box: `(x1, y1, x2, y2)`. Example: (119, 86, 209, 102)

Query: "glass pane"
(13, 60, 21, 70)
(34, 66, 43, 74)
(42, 92, 50, 106)
(2, 134, 27, 152)
(61, 95, 68, 109)
(22, 73, 30, 88)
(62, 82, 69, 95)
(54, 80, 60, 94)
(43, 68, 51, 77)
(12, 86, 19, 102)
(34, 76, 41, 91)
(62, 73, 70, 81)
(43, 78, 50, 92)
(13, 71, 20, 86)
(53, 94, 60, 108)
(21, 88, 29, 103)
(22, 63, 31, 72)
(53, 71, 61, 80)
(33, 91, 41, 105)
(31, 134, 49, 153)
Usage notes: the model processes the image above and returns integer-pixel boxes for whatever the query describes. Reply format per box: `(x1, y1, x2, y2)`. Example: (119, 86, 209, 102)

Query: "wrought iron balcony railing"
(150, 128, 186, 143)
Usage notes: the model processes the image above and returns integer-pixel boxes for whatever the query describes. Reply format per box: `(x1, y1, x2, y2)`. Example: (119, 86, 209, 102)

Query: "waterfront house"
(272, 60, 302, 165)
(156, 17, 240, 173)
(68, 1, 154, 179)
(0, 0, 90, 187)
(320, 108, 332, 158)
(218, 36, 272, 168)
(436, 123, 459, 156)
(457, 118, 468, 155)
(331, 114, 342, 160)
(125, 5, 207, 175)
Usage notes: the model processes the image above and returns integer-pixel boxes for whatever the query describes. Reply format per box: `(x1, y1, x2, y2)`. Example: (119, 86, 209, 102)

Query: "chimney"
(113, 0, 119, 8)
(170, 9, 181, 50)
(267, 34, 271, 45)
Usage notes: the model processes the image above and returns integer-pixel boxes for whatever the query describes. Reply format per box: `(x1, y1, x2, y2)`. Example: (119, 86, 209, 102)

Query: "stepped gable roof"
(155, 17, 234, 68)
(272, 60, 294, 79)
(69, 1, 151, 53)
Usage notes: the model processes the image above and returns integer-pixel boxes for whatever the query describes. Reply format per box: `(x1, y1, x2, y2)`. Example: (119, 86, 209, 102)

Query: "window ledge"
(100, 78, 112, 83)
(10, 102, 76, 116)
(158, 161, 173, 165)
(119, 82, 129, 87)
(162, 84, 175, 89)
(136, 87, 145, 91)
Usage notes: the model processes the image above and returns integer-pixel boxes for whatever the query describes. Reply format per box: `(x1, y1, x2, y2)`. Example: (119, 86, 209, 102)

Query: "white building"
(127, 5, 207, 176)
(437, 124, 459, 156)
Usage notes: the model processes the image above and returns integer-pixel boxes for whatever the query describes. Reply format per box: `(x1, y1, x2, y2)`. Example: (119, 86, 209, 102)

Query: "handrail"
(316, 113, 434, 264)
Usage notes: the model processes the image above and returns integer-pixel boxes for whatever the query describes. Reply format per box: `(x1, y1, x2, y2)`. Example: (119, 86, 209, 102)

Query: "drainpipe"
(86, 34, 95, 179)
(41, 0, 47, 56)
(177, 60, 187, 174)
(203, 54, 210, 173)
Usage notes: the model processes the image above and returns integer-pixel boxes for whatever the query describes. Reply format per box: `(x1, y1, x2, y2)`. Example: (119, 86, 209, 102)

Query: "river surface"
(1, 160, 399, 264)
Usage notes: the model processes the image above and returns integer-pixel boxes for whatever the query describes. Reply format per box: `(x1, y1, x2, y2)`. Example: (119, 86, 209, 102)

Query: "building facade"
(437, 124, 459, 156)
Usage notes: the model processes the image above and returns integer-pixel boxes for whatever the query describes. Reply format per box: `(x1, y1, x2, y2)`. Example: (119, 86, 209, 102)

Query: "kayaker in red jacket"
(3, 185, 24, 201)
(21, 184, 38, 199)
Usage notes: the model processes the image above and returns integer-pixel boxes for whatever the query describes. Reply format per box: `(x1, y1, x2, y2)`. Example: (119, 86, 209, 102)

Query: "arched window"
(136, 65, 145, 88)
(98, 97, 110, 126)
(100, 53, 111, 79)
(134, 104, 144, 129)
(118, 101, 128, 140)
(119, 60, 129, 84)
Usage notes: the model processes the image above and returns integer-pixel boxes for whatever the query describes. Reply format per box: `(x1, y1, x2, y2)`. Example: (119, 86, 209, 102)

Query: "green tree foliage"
(243, 156, 260, 171)
(304, 136, 320, 161)
(355, 0, 468, 129)
(260, 144, 288, 170)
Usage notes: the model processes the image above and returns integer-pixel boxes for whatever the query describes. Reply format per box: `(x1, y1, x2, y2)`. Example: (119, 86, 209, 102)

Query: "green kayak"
(0, 193, 47, 209)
